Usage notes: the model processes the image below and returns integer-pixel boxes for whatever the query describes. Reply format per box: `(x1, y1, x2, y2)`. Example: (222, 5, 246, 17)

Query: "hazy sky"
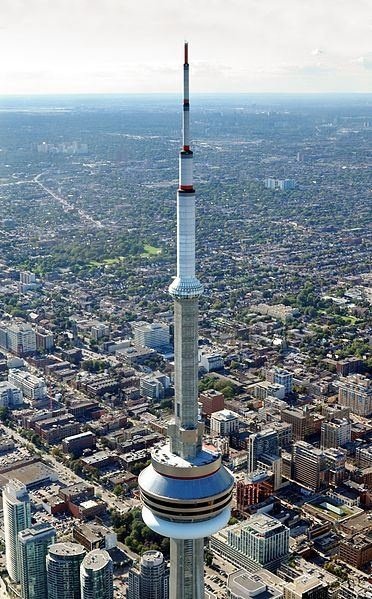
(1, 0, 372, 94)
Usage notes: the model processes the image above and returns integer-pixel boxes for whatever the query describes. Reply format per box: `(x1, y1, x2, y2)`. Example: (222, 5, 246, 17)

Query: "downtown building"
(210, 408, 240, 437)
(337, 374, 372, 417)
(292, 442, 346, 490)
(0, 381, 23, 408)
(47, 542, 86, 599)
(0, 322, 36, 356)
(19, 523, 56, 599)
(266, 367, 293, 395)
(292, 441, 327, 492)
(127, 550, 169, 599)
(132, 321, 170, 350)
(211, 514, 290, 573)
(227, 569, 284, 599)
(247, 429, 280, 474)
(80, 549, 114, 599)
(247, 429, 282, 491)
(284, 575, 328, 599)
(3, 479, 31, 582)
(320, 418, 351, 450)
(8, 368, 47, 402)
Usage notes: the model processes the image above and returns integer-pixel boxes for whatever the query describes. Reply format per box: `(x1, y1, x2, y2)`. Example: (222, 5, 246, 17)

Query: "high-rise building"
(19, 523, 56, 599)
(80, 549, 113, 599)
(247, 429, 279, 474)
(127, 551, 169, 599)
(6, 323, 36, 356)
(264, 178, 277, 189)
(138, 44, 234, 599)
(292, 441, 327, 492)
(20, 271, 36, 286)
(337, 374, 372, 416)
(47, 542, 86, 599)
(35, 328, 54, 352)
(277, 179, 296, 191)
(3, 480, 32, 582)
(211, 514, 290, 572)
(320, 418, 351, 449)
(282, 407, 312, 441)
(266, 367, 293, 395)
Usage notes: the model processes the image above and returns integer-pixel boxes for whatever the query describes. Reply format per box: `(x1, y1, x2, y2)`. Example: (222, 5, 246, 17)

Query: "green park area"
(142, 244, 162, 256)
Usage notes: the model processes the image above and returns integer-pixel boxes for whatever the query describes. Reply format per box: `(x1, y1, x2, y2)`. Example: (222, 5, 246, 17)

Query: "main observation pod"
(139, 446, 234, 539)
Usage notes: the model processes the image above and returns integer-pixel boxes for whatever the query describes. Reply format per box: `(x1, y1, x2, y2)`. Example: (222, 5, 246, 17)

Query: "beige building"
(337, 374, 372, 416)
(284, 575, 328, 599)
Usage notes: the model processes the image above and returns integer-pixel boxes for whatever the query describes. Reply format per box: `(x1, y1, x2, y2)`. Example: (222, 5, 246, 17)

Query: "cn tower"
(138, 44, 234, 599)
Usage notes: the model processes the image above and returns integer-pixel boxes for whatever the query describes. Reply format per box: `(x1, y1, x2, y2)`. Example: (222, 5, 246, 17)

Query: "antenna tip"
(184, 42, 188, 64)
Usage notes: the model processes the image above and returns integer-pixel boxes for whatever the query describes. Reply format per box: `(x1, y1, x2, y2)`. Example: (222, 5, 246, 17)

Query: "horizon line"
(1, 91, 372, 98)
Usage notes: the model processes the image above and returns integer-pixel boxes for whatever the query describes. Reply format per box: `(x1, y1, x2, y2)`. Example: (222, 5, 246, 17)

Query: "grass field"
(142, 244, 162, 256)
(89, 257, 125, 267)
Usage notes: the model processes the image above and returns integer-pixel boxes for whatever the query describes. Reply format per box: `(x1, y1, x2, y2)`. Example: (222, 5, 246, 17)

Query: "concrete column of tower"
(170, 539, 204, 599)
(170, 297, 202, 460)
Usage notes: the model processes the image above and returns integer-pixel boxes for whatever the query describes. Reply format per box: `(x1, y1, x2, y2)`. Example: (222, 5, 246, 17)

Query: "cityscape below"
(0, 43, 371, 599)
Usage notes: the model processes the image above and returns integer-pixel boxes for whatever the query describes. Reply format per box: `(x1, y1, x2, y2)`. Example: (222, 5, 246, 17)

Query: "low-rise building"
(199, 389, 225, 416)
(0, 381, 23, 408)
(210, 409, 239, 437)
(284, 575, 328, 599)
(8, 369, 47, 401)
(62, 431, 96, 456)
(72, 522, 117, 552)
(227, 569, 284, 599)
(338, 534, 372, 570)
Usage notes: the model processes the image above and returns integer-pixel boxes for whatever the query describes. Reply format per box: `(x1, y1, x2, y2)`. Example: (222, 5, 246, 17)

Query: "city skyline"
(1, 0, 372, 95)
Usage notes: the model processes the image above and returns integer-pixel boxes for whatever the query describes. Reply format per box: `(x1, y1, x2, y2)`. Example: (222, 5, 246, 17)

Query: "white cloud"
(1, 0, 371, 93)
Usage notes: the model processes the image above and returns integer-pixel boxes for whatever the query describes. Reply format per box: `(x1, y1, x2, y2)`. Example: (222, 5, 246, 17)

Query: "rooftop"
(82, 549, 111, 571)
(228, 569, 283, 599)
(48, 542, 86, 557)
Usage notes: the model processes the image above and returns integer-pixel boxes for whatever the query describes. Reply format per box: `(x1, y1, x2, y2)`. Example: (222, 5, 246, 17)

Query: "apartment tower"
(3, 479, 31, 582)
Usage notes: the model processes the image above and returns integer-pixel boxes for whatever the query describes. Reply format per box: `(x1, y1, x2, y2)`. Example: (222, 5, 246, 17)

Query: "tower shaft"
(139, 43, 234, 599)
(170, 539, 204, 599)
(169, 298, 202, 459)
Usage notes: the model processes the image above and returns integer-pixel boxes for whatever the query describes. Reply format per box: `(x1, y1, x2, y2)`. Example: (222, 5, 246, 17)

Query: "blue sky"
(1, 0, 372, 94)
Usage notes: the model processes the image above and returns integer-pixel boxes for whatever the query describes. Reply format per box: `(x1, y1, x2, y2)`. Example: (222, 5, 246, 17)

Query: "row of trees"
(111, 508, 169, 558)
(199, 375, 238, 399)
